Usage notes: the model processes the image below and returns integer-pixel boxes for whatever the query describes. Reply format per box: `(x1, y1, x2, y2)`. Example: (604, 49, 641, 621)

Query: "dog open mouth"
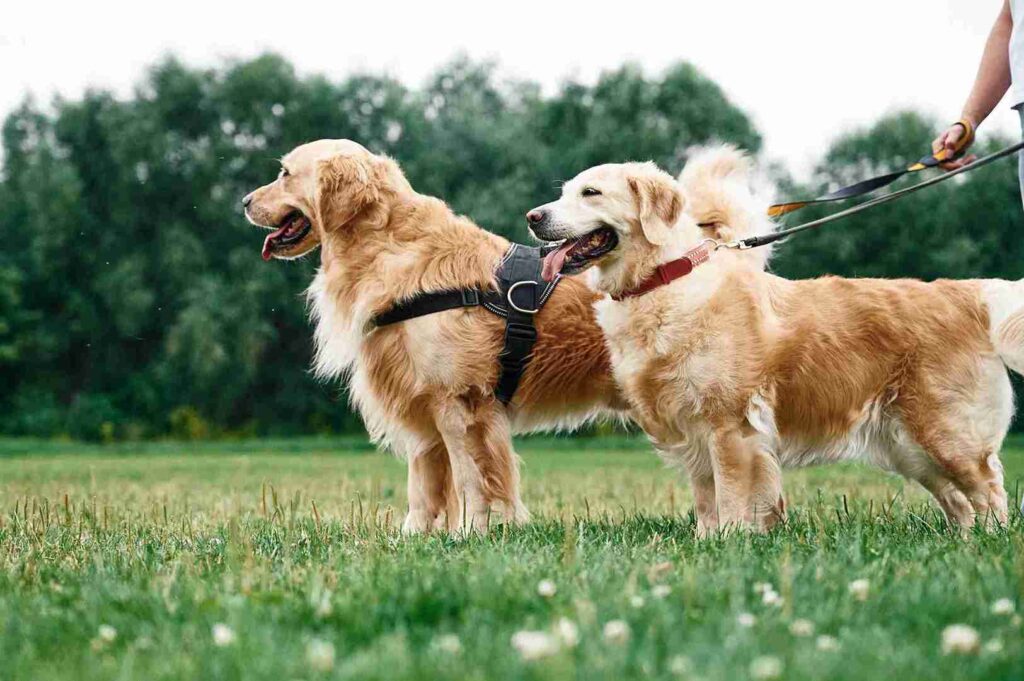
(541, 227, 619, 281)
(261, 210, 312, 261)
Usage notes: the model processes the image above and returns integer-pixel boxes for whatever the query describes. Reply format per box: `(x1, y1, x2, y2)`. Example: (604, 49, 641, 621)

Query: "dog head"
(243, 139, 409, 261)
(528, 162, 685, 291)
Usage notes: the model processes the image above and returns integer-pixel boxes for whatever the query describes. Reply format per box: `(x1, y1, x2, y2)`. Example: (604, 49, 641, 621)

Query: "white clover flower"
(848, 578, 870, 601)
(941, 624, 980, 655)
(762, 588, 783, 607)
(211, 623, 235, 647)
(98, 625, 117, 643)
(306, 638, 336, 672)
(816, 635, 841, 651)
(991, 598, 1015, 616)
(736, 612, 757, 628)
(537, 579, 557, 598)
(750, 655, 783, 680)
(668, 654, 692, 675)
(630, 595, 646, 608)
(602, 620, 631, 644)
(554, 617, 579, 648)
(652, 584, 672, 599)
(789, 619, 815, 637)
(983, 638, 1004, 654)
(511, 630, 559, 661)
(434, 634, 462, 655)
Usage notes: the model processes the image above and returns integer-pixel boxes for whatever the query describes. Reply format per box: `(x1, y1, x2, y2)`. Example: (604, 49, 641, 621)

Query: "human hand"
(931, 119, 977, 170)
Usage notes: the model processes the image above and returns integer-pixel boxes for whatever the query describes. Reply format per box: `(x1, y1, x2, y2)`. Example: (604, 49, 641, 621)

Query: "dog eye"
(278, 167, 290, 179)
(581, 187, 601, 197)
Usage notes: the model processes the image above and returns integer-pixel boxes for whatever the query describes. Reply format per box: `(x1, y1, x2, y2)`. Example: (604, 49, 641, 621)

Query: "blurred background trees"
(1, 54, 1021, 439)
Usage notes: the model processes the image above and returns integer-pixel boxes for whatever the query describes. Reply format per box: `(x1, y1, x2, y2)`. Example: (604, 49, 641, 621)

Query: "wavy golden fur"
(244, 139, 623, 532)
(533, 146, 1021, 534)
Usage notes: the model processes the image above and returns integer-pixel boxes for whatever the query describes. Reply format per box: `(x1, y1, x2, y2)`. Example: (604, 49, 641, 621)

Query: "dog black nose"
(242, 193, 254, 208)
(526, 209, 546, 225)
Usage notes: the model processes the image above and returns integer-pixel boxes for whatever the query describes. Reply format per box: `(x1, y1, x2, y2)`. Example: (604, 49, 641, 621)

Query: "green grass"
(1, 436, 1023, 680)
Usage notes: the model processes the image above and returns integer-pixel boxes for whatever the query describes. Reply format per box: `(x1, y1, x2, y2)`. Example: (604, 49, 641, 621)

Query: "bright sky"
(2, 0, 1018, 178)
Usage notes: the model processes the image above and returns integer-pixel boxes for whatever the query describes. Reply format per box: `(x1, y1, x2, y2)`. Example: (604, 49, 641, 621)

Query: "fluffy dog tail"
(679, 145, 777, 271)
(981, 279, 1024, 376)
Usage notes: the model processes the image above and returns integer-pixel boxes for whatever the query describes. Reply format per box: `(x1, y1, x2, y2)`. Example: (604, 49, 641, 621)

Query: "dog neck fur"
(592, 216, 718, 298)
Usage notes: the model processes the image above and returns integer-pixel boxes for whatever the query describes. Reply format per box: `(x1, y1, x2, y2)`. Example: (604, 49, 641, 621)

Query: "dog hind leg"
(900, 426, 1010, 530)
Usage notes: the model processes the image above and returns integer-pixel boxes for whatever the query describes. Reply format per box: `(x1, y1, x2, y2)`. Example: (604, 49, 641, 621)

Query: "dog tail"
(679, 145, 777, 270)
(982, 279, 1024, 376)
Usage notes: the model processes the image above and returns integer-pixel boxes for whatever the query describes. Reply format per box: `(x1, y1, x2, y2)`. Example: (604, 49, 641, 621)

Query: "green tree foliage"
(0, 54, 761, 439)
(3, 56, 1021, 439)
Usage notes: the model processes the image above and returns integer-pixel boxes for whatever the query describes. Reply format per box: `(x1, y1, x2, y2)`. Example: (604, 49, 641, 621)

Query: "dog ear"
(627, 165, 684, 247)
(314, 154, 383, 230)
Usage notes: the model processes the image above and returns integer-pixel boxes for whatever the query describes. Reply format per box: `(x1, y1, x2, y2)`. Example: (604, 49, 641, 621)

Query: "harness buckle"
(506, 281, 540, 315)
(504, 322, 538, 342)
(461, 289, 480, 306)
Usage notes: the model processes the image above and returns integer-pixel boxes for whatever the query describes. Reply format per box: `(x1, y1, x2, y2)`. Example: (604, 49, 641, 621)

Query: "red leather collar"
(612, 243, 712, 301)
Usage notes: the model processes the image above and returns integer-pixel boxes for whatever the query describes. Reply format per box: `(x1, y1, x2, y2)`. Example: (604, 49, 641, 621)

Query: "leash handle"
(911, 118, 976, 169)
(937, 118, 976, 161)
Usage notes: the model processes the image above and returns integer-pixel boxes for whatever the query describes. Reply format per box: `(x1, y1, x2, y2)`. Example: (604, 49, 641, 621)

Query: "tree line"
(1, 54, 1021, 440)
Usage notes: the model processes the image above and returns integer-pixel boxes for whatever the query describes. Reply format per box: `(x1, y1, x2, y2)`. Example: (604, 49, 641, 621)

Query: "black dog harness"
(372, 244, 561, 405)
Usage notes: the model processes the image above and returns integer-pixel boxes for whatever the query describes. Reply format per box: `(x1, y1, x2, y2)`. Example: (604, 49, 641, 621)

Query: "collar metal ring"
(507, 280, 540, 314)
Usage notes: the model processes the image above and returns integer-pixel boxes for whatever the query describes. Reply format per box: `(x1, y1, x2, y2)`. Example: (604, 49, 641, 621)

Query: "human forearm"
(961, 0, 1013, 127)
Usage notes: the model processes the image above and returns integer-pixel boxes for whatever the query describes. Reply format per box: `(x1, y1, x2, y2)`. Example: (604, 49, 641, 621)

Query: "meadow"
(0, 436, 1022, 680)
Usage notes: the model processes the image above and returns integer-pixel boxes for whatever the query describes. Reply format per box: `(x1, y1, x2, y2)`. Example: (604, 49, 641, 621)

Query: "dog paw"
(401, 510, 437, 535)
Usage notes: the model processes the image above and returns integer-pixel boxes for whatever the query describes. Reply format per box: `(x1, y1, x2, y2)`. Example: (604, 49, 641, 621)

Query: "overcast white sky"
(2, 0, 1018, 178)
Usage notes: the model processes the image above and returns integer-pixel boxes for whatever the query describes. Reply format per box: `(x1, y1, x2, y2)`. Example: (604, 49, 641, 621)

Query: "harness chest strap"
(370, 244, 559, 405)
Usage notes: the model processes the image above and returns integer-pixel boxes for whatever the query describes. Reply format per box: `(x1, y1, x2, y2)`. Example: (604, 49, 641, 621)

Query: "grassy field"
(1, 436, 1022, 681)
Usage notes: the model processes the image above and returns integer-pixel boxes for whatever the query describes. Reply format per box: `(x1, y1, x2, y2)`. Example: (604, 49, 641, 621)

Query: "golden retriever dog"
(243, 139, 626, 533)
(529, 147, 1020, 534)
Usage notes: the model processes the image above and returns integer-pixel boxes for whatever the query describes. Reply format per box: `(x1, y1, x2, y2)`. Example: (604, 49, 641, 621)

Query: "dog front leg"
(691, 471, 720, 537)
(433, 401, 492, 534)
(656, 440, 719, 537)
(402, 439, 453, 534)
(711, 425, 785, 533)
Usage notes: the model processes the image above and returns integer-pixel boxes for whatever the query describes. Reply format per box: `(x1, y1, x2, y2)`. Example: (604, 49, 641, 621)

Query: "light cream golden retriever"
(530, 147, 1021, 534)
(243, 139, 628, 533)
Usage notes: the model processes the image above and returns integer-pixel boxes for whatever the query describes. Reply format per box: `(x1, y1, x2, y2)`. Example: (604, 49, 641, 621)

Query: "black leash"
(767, 118, 976, 218)
(718, 139, 1024, 251)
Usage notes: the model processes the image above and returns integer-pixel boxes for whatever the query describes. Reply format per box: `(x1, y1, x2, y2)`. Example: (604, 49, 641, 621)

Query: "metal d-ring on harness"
(704, 136, 1024, 252)
(371, 243, 560, 405)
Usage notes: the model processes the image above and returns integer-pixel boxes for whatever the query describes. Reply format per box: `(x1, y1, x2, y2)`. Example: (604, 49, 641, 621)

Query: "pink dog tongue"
(541, 242, 574, 282)
(262, 226, 289, 261)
